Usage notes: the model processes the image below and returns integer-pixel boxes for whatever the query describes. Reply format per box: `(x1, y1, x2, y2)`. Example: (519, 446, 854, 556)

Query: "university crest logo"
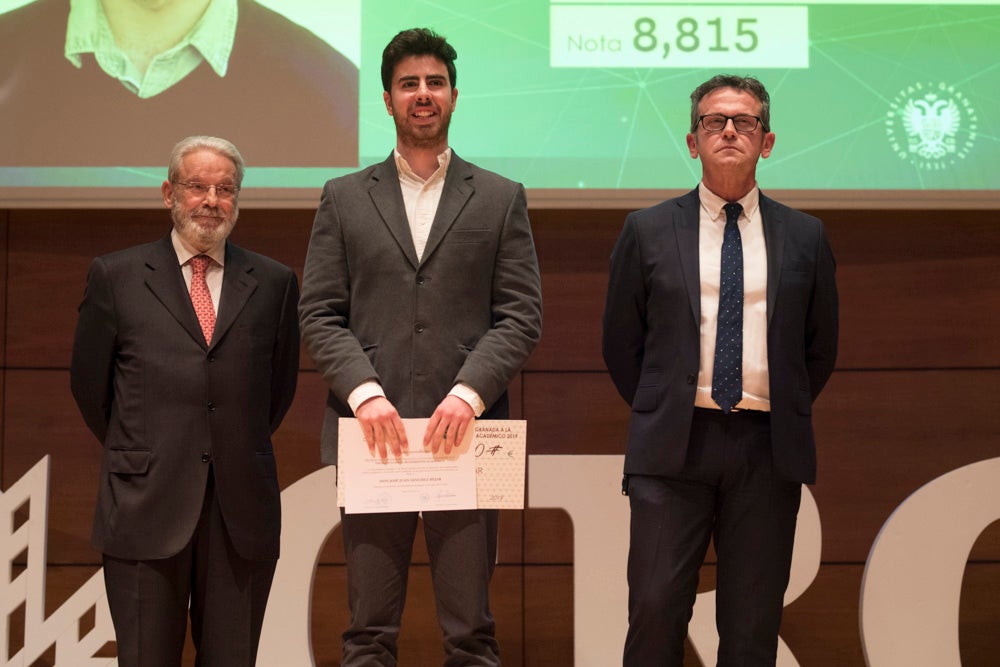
(885, 82, 977, 171)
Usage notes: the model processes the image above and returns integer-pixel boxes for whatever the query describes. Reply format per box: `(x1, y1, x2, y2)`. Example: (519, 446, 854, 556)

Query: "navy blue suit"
(602, 187, 838, 665)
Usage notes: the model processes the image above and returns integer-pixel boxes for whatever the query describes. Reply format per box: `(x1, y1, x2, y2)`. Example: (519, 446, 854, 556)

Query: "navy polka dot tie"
(712, 202, 744, 413)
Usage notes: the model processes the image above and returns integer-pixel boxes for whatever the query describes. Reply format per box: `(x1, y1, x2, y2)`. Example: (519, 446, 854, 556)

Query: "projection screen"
(1, 0, 997, 208)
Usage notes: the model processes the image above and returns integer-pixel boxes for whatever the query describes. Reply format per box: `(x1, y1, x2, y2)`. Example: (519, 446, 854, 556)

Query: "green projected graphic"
(1, 0, 998, 203)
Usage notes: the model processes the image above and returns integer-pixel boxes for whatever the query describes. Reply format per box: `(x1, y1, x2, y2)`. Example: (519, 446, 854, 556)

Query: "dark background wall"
(1, 203, 998, 665)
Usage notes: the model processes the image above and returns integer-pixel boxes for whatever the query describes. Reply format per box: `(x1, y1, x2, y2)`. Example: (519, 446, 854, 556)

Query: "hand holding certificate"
(339, 418, 477, 513)
(338, 418, 526, 513)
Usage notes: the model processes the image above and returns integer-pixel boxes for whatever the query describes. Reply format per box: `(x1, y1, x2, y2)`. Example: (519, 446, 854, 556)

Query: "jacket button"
(686, 374, 696, 384)
(207, 402, 215, 411)
(416, 275, 425, 285)
(414, 324, 424, 333)
(201, 453, 211, 463)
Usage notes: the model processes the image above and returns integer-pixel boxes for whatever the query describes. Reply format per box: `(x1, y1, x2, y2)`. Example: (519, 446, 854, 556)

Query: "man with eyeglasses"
(70, 135, 300, 666)
(602, 75, 839, 665)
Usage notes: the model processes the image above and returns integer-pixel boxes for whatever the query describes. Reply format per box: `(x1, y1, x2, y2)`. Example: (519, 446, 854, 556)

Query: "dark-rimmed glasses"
(696, 114, 762, 133)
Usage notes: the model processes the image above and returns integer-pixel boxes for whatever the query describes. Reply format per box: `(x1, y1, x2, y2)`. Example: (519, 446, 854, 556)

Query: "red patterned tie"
(189, 255, 216, 343)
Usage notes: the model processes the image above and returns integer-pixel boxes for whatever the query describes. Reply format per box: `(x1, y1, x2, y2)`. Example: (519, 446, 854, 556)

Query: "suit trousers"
(340, 507, 500, 667)
(623, 409, 801, 667)
(103, 471, 277, 667)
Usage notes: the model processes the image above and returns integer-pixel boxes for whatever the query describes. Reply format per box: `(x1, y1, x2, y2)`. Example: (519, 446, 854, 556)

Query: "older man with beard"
(70, 135, 300, 667)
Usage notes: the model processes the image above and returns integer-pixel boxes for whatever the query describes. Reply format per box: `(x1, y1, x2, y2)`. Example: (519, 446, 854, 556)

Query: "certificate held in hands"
(337, 418, 527, 514)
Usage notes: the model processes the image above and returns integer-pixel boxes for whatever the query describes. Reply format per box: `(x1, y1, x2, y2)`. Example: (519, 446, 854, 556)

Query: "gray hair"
(689, 75, 771, 133)
(167, 136, 245, 186)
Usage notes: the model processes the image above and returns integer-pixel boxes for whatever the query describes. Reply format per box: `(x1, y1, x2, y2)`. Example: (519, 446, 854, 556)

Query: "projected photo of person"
(0, 0, 358, 167)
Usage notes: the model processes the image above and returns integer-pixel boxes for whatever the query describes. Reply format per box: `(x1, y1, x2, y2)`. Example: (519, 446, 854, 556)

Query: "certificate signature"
(337, 418, 526, 513)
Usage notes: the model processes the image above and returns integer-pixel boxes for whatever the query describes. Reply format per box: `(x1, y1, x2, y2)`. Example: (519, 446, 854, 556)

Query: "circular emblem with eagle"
(885, 82, 977, 171)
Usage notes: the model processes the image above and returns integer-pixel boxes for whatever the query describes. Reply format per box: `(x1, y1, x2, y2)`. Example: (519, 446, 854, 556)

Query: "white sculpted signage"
(1, 455, 997, 666)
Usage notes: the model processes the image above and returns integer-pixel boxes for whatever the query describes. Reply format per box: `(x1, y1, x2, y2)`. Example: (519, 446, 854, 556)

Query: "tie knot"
(190, 255, 211, 276)
(723, 202, 743, 225)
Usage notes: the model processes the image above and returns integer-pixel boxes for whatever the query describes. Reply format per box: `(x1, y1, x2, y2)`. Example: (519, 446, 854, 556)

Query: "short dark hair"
(381, 28, 457, 92)
(689, 75, 771, 133)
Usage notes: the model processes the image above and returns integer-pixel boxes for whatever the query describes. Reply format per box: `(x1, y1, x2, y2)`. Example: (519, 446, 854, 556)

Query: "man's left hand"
(424, 396, 475, 455)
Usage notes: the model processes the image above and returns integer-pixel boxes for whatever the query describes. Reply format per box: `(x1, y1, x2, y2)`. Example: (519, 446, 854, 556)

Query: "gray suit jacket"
(300, 152, 543, 465)
(602, 188, 838, 484)
(71, 235, 300, 560)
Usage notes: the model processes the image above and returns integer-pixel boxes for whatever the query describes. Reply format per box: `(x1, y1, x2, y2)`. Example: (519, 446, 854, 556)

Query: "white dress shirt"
(694, 182, 770, 412)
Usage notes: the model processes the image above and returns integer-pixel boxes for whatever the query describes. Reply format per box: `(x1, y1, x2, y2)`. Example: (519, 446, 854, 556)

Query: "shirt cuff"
(449, 383, 486, 417)
(347, 381, 386, 415)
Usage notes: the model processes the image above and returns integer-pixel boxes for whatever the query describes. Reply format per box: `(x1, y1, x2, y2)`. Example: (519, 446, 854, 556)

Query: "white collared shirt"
(394, 148, 451, 261)
(65, 0, 238, 99)
(694, 182, 770, 412)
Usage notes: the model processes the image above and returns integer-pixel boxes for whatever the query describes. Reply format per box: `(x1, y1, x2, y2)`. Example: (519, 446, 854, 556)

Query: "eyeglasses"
(697, 114, 763, 133)
(173, 181, 240, 200)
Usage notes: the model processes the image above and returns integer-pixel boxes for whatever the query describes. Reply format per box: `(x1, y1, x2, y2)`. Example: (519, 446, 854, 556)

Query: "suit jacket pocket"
(445, 229, 491, 245)
(107, 448, 150, 475)
(784, 260, 812, 273)
(794, 387, 813, 416)
(632, 373, 662, 413)
(256, 451, 278, 479)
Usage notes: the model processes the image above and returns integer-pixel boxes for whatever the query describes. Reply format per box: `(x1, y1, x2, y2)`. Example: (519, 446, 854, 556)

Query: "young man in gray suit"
(70, 135, 300, 666)
(603, 75, 839, 665)
(300, 28, 542, 667)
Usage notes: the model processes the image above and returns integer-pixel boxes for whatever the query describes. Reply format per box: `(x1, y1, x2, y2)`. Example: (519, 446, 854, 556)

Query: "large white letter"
(529, 456, 629, 667)
(257, 466, 340, 667)
(860, 457, 1000, 666)
(0, 456, 116, 666)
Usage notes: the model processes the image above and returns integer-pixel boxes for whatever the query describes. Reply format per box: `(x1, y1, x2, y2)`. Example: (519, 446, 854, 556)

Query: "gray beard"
(171, 203, 237, 251)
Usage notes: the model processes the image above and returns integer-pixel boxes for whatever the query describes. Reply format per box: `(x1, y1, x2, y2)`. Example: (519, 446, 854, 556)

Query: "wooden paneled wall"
(1, 204, 998, 666)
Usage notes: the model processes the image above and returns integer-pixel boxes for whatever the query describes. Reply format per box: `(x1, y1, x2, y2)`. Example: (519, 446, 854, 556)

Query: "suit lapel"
(369, 154, 420, 269)
(421, 153, 474, 265)
(759, 192, 785, 325)
(143, 236, 207, 347)
(213, 243, 257, 350)
(674, 188, 702, 327)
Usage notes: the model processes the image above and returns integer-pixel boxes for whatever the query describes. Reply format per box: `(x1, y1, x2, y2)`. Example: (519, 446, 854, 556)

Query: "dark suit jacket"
(70, 235, 299, 561)
(0, 0, 358, 167)
(602, 188, 838, 484)
(299, 152, 543, 465)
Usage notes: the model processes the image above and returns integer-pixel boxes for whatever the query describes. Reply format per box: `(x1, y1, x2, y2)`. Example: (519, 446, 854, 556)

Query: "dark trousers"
(340, 508, 500, 667)
(623, 409, 801, 667)
(103, 474, 276, 667)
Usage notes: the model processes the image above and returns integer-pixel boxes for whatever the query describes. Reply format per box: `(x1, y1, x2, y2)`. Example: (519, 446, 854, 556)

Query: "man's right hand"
(354, 396, 408, 461)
